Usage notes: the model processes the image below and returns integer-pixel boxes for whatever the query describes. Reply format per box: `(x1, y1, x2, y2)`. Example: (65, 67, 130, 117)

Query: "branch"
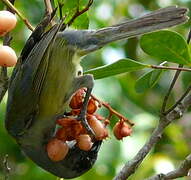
(113, 94, 191, 180)
(1, 0, 34, 31)
(165, 84, 191, 114)
(160, 65, 182, 113)
(146, 154, 191, 180)
(90, 93, 134, 126)
(150, 65, 191, 72)
(160, 28, 191, 114)
(44, 0, 53, 15)
(3, 154, 11, 180)
(43, 0, 55, 26)
(67, 0, 93, 26)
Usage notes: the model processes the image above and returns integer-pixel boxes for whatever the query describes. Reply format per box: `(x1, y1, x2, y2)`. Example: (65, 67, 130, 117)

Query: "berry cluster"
(0, 10, 17, 67)
(46, 89, 108, 162)
(47, 88, 134, 162)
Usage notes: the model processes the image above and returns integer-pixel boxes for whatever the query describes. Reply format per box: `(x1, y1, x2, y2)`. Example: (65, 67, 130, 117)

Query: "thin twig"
(150, 65, 191, 72)
(44, 0, 55, 26)
(67, 0, 93, 26)
(90, 93, 135, 126)
(113, 94, 191, 180)
(162, 28, 191, 114)
(160, 65, 182, 114)
(58, 2, 64, 19)
(146, 154, 191, 180)
(186, 28, 191, 44)
(3, 154, 11, 180)
(44, 0, 53, 15)
(165, 85, 191, 114)
(1, 0, 34, 31)
(160, 29, 191, 114)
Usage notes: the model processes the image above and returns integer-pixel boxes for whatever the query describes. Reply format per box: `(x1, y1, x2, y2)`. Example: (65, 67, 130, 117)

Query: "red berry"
(55, 128, 67, 141)
(121, 125, 132, 137)
(46, 138, 69, 162)
(69, 89, 85, 109)
(56, 118, 84, 140)
(0, 11, 17, 36)
(0, 45, 17, 67)
(70, 109, 81, 116)
(87, 98, 97, 114)
(113, 121, 132, 140)
(87, 115, 108, 140)
(56, 118, 76, 127)
(94, 114, 105, 121)
(77, 134, 93, 151)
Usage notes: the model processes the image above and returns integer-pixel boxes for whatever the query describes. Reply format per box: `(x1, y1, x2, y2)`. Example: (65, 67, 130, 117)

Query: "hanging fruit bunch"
(47, 88, 134, 162)
(0, 10, 17, 67)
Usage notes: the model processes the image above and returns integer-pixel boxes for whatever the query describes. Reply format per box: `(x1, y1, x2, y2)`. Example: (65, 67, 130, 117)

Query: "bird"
(5, 6, 188, 178)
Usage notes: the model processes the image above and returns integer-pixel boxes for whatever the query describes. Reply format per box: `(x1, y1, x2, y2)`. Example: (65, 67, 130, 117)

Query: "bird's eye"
(77, 70, 82, 76)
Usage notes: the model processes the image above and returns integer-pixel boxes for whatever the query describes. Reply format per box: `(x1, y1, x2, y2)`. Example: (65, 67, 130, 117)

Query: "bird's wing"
(5, 24, 60, 137)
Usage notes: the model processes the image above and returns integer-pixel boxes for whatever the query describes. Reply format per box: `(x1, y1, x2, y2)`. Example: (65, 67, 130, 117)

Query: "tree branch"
(3, 154, 11, 180)
(165, 84, 191, 114)
(113, 94, 191, 180)
(160, 65, 182, 114)
(150, 65, 191, 72)
(67, 0, 93, 26)
(146, 154, 191, 180)
(44, 0, 53, 15)
(160, 28, 191, 114)
(1, 0, 34, 31)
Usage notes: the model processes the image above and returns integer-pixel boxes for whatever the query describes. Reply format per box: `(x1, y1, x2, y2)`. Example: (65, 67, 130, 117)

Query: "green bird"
(5, 6, 188, 178)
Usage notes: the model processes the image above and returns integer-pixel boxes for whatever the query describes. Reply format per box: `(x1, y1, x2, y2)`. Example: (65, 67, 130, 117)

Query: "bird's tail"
(79, 6, 188, 54)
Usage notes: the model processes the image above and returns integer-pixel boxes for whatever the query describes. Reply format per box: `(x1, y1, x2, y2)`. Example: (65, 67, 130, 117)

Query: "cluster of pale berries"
(0, 10, 17, 67)
(47, 89, 133, 162)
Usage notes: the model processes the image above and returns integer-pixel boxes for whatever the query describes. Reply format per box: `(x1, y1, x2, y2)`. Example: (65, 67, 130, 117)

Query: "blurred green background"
(0, 0, 191, 179)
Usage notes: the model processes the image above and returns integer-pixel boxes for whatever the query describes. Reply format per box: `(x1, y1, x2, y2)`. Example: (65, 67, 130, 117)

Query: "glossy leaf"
(85, 59, 148, 79)
(135, 69, 163, 93)
(72, 13, 89, 29)
(140, 30, 191, 65)
(54, 0, 89, 29)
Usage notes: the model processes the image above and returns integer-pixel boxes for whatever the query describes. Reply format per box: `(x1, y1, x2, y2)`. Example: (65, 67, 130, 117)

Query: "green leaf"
(140, 30, 191, 65)
(54, 0, 89, 29)
(72, 12, 89, 29)
(84, 59, 148, 79)
(135, 69, 163, 93)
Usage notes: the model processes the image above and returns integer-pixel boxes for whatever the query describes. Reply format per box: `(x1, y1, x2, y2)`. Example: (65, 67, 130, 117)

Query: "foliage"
(140, 30, 191, 65)
(85, 59, 148, 79)
(0, 0, 191, 180)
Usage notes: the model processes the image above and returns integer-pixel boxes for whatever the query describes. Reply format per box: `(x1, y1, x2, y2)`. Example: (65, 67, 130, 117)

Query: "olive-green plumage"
(5, 6, 188, 178)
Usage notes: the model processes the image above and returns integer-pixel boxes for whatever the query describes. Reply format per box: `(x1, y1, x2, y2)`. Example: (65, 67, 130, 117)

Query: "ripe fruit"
(87, 98, 97, 114)
(46, 138, 69, 162)
(88, 115, 108, 140)
(0, 11, 17, 36)
(0, 45, 17, 67)
(55, 128, 67, 141)
(113, 121, 132, 140)
(69, 89, 85, 109)
(56, 118, 84, 140)
(77, 134, 93, 151)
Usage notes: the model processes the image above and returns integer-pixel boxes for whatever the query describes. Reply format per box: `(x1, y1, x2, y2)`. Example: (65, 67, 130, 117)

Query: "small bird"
(5, 6, 188, 178)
